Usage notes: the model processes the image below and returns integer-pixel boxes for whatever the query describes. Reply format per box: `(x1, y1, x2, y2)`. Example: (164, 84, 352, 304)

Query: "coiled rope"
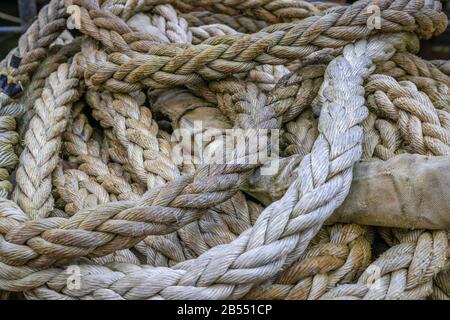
(0, 0, 448, 300)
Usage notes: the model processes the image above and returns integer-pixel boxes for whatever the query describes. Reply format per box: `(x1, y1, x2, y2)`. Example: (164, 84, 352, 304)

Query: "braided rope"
(143, 85, 260, 265)
(244, 224, 372, 300)
(12, 56, 84, 220)
(16, 39, 82, 142)
(54, 168, 109, 216)
(0, 0, 448, 301)
(137, 191, 262, 266)
(115, 5, 252, 264)
(0, 94, 23, 198)
(365, 74, 450, 156)
(95, 0, 324, 23)
(181, 11, 269, 33)
(80, 0, 445, 91)
(1, 0, 68, 86)
(127, 5, 193, 45)
(321, 230, 447, 299)
(0, 33, 401, 298)
(363, 67, 450, 298)
(133, 2, 290, 263)
(104, 5, 269, 266)
(246, 70, 450, 299)
(283, 109, 318, 157)
(63, 112, 143, 201)
(431, 60, 450, 76)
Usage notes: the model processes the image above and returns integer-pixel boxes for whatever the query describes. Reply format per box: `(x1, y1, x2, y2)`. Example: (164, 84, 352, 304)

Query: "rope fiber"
(0, 0, 448, 300)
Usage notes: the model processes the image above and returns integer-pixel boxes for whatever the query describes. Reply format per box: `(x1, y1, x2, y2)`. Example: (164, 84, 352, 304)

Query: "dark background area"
(0, 0, 448, 59)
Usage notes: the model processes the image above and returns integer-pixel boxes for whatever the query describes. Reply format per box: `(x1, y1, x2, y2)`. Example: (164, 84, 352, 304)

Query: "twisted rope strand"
(0, 0, 447, 301)
(244, 224, 372, 300)
(1, 0, 68, 86)
(365, 74, 450, 156)
(97, 0, 324, 23)
(181, 11, 269, 33)
(0, 94, 23, 198)
(63, 112, 143, 201)
(82, 0, 445, 92)
(321, 230, 447, 300)
(0, 34, 400, 298)
(12, 55, 85, 220)
(243, 69, 450, 300)
(431, 60, 450, 76)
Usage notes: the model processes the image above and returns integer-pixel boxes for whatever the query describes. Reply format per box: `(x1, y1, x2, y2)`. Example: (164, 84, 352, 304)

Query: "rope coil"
(0, 0, 448, 300)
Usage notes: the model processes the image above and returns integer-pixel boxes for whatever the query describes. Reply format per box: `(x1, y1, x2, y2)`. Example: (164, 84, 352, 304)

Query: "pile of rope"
(0, 0, 449, 300)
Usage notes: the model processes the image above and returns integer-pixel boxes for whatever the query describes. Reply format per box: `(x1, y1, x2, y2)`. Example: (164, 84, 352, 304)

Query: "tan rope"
(54, 168, 109, 216)
(365, 74, 450, 156)
(0, 33, 406, 298)
(431, 60, 450, 76)
(0, 94, 23, 198)
(237, 39, 450, 298)
(283, 109, 318, 157)
(127, 5, 192, 45)
(322, 230, 447, 299)
(17, 39, 82, 141)
(181, 11, 269, 33)
(137, 191, 262, 266)
(113, 5, 262, 266)
(1, 0, 68, 86)
(116, 6, 246, 264)
(144, 86, 263, 266)
(244, 224, 372, 300)
(133, 4, 284, 264)
(63, 111, 143, 201)
(95, 0, 324, 23)
(13, 55, 85, 220)
(376, 52, 450, 112)
(377, 52, 450, 88)
(0, 0, 448, 300)
(78, 0, 445, 91)
(362, 67, 450, 298)
(79, 40, 153, 191)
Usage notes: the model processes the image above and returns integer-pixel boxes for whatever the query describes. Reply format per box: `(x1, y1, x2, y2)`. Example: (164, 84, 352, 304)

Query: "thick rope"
(376, 52, 450, 112)
(12, 55, 85, 220)
(365, 74, 450, 156)
(95, 0, 324, 23)
(181, 11, 269, 33)
(80, 0, 445, 91)
(244, 224, 372, 300)
(113, 6, 252, 264)
(1, 0, 68, 87)
(0, 33, 404, 298)
(431, 60, 450, 76)
(246, 69, 450, 299)
(0, 0, 447, 301)
(377, 52, 450, 88)
(321, 230, 447, 299)
(16, 39, 82, 144)
(63, 112, 143, 201)
(0, 94, 23, 198)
